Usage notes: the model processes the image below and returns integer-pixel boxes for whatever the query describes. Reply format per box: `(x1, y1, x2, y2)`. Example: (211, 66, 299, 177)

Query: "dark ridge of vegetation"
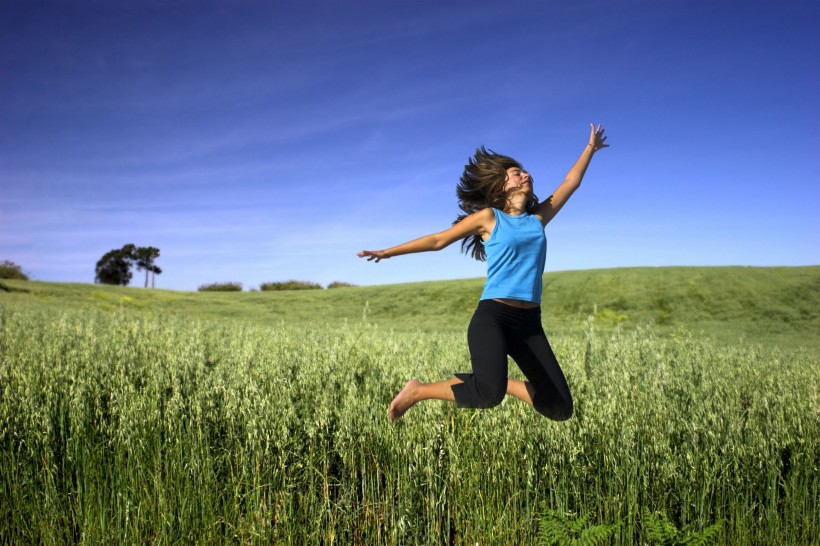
(0, 281, 31, 293)
(327, 281, 357, 289)
(198, 282, 243, 292)
(259, 280, 322, 291)
(0, 260, 29, 281)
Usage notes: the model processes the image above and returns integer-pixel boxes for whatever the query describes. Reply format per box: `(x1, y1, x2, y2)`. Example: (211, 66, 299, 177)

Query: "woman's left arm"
(536, 124, 608, 226)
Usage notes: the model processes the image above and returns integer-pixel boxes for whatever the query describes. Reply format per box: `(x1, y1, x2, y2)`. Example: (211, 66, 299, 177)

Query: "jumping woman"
(358, 124, 608, 421)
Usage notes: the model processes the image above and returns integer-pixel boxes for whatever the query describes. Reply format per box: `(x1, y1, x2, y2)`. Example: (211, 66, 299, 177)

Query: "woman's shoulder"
(462, 207, 496, 222)
(454, 207, 496, 243)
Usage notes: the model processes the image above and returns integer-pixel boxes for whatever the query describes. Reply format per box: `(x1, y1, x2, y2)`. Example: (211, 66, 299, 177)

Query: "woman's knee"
(535, 395, 573, 421)
(475, 378, 507, 408)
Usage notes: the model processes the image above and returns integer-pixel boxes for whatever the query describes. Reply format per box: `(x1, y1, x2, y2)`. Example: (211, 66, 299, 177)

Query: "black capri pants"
(451, 299, 573, 421)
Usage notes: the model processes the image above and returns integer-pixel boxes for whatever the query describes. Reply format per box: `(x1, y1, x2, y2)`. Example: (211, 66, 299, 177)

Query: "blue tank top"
(480, 208, 547, 304)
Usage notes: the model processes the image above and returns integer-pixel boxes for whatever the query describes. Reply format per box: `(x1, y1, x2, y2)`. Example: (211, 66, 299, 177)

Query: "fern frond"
(642, 508, 678, 543)
(578, 521, 620, 546)
(680, 519, 724, 546)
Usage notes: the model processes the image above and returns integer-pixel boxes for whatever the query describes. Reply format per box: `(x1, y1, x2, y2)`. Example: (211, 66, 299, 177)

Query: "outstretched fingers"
(357, 250, 384, 262)
(589, 123, 609, 151)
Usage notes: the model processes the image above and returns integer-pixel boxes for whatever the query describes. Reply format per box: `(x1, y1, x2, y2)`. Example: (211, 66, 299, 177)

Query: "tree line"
(95, 244, 161, 287)
(0, 260, 29, 281)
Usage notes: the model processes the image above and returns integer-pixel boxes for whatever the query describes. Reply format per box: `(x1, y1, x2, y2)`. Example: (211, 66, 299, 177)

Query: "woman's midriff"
(493, 298, 539, 309)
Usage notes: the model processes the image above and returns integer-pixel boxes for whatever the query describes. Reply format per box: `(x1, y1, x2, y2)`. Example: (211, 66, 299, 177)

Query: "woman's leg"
(389, 377, 536, 421)
(388, 377, 463, 421)
(506, 378, 536, 407)
(508, 324, 573, 421)
(450, 301, 510, 409)
(388, 301, 510, 421)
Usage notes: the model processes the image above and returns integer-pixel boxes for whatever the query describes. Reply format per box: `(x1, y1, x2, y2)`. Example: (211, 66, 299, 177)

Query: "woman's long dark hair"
(454, 146, 539, 261)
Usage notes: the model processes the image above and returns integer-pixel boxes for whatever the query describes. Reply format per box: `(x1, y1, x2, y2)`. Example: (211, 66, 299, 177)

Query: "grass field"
(1, 266, 818, 544)
(3, 265, 819, 348)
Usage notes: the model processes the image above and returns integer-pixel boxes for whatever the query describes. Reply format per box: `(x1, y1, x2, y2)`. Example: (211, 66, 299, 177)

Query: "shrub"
(327, 281, 357, 289)
(198, 282, 243, 292)
(0, 260, 29, 280)
(259, 280, 322, 291)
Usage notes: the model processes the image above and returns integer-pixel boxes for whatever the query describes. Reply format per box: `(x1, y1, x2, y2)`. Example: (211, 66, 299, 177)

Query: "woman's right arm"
(358, 208, 493, 263)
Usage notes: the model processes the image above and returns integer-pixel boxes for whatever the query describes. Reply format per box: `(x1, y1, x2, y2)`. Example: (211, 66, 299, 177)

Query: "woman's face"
(503, 166, 532, 196)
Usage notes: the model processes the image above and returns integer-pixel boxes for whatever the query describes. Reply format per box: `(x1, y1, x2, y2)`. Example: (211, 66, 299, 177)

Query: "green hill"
(2, 266, 818, 350)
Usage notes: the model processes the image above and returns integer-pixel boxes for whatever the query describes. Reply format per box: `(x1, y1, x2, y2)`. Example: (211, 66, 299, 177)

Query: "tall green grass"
(1, 305, 817, 544)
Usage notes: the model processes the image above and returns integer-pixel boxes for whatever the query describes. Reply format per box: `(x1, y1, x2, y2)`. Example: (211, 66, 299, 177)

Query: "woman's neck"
(503, 195, 528, 216)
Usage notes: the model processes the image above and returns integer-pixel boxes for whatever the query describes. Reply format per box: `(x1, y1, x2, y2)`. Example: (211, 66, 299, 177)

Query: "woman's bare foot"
(388, 379, 421, 421)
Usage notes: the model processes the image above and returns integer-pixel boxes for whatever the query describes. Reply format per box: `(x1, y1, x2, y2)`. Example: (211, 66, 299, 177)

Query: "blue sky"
(2, 0, 818, 291)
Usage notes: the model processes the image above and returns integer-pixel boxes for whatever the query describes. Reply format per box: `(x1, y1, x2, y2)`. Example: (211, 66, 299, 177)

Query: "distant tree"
(0, 260, 29, 280)
(150, 265, 162, 289)
(95, 244, 136, 285)
(134, 246, 161, 288)
(94, 244, 162, 287)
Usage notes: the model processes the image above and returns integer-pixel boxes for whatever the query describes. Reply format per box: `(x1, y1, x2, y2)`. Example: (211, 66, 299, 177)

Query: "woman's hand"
(588, 124, 609, 152)
(357, 250, 389, 263)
